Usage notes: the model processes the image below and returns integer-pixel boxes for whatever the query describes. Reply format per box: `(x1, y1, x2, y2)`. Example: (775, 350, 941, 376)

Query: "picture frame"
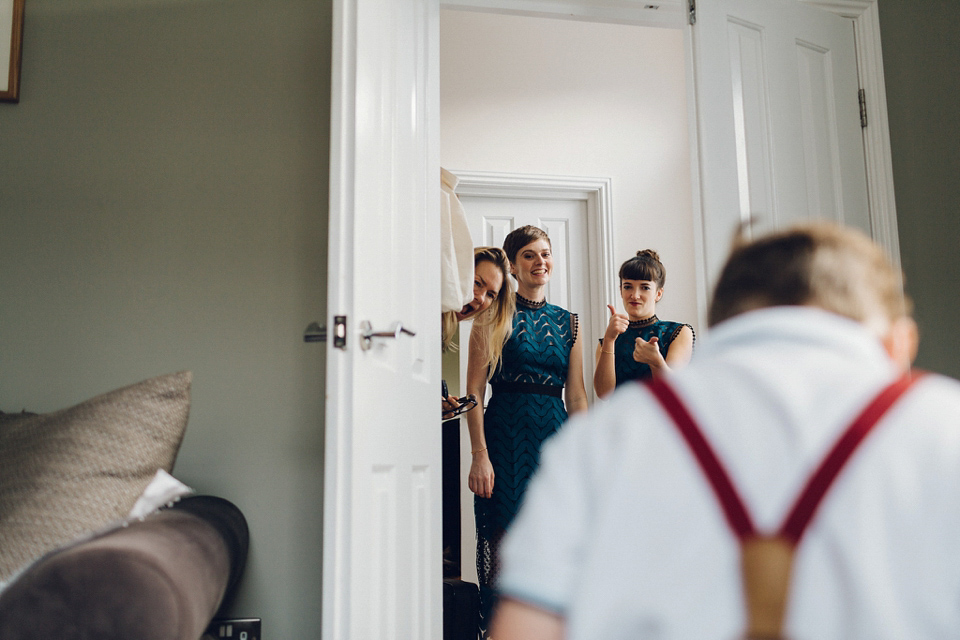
(1, 0, 24, 103)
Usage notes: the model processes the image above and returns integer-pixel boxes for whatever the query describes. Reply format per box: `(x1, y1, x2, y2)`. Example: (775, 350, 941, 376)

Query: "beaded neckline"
(516, 294, 547, 309)
(628, 315, 658, 328)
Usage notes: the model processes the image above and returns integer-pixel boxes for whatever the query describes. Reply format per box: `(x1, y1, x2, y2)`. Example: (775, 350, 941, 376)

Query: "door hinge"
(333, 315, 347, 350)
(858, 88, 868, 128)
(688, 0, 696, 25)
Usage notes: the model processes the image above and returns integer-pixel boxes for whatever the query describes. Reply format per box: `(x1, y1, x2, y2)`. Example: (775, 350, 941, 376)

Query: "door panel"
(693, 0, 869, 286)
(797, 39, 843, 220)
(325, 0, 441, 638)
(727, 17, 777, 226)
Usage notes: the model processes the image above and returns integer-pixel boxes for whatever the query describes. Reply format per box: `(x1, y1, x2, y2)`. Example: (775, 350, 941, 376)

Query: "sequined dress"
(599, 315, 695, 386)
(475, 294, 578, 630)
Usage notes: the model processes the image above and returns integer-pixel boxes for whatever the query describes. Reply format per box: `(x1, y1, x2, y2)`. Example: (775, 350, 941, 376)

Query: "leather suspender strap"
(646, 378, 757, 539)
(645, 372, 923, 542)
(645, 372, 924, 640)
(779, 372, 923, 543)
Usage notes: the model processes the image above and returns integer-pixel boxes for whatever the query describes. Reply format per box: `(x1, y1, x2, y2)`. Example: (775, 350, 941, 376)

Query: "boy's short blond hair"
(708, 222, 911, 333)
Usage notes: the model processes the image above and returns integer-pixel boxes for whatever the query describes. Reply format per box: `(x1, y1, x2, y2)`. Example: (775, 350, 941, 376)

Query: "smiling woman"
(464, 225, 589, 634)
(455, 258, 504, 322)
(442, 247, 515, 419)
(441, 246, 514, 350)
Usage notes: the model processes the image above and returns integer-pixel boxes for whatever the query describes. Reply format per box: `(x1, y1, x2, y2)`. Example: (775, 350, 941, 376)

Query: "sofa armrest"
(0, 495, 248, 640)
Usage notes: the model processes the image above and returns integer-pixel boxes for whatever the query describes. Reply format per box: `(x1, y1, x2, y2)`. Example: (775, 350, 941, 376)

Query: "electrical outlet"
(202, 617, 261, 640)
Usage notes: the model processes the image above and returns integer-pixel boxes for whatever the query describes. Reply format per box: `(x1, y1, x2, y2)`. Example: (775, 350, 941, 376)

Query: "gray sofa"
(0, 371, 249, 639)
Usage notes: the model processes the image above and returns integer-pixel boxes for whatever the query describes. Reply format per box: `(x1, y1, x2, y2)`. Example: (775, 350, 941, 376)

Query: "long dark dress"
(475, 294, 578, 630)
(600, 315, 695, 386)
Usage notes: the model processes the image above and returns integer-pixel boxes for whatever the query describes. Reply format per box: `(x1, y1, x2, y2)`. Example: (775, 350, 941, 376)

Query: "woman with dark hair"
(593, 249, 694, 398)
(464, 225, 588, 633)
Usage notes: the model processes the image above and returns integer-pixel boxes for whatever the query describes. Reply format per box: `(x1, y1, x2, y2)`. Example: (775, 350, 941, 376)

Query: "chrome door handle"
(360, 320, 416, 351)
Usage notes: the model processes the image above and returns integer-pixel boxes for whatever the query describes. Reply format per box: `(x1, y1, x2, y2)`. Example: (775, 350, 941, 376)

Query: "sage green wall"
(0, 1, 331, 636)
(880, 0, 960, 379)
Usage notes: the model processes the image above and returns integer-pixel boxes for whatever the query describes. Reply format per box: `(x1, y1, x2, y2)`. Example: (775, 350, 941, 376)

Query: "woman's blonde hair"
(442, 247, 515, 377)
(708, 222, 911, 333)
(471, 247, 515, 378)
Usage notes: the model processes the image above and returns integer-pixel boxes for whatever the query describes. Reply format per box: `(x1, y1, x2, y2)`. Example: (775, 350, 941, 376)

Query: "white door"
(692, 0, 870, 285)
(324, 0, 441, 638)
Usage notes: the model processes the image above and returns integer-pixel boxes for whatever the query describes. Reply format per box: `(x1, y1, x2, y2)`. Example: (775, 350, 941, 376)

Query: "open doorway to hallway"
(439, 6, 696, 589)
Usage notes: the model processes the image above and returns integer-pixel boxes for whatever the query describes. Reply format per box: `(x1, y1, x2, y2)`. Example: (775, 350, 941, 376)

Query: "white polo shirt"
(498, 307, 960, 640)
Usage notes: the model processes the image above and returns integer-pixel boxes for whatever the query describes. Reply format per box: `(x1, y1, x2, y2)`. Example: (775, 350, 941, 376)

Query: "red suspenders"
(645, 373, 923, 640)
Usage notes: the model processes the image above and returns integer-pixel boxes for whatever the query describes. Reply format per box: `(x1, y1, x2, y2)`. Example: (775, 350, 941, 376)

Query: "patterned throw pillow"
(0, 371, 192, 581)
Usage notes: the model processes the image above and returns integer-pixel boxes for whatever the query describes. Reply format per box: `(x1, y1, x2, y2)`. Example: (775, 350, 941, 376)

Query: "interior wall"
(0, 1, 331, 636)
(879, 0, 960, 380)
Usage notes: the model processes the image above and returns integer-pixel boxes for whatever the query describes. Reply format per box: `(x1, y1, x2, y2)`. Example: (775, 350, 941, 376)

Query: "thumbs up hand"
(603, 304, 630, 345)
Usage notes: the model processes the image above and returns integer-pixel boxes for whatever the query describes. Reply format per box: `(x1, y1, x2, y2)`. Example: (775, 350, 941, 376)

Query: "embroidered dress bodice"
(599, 315, 694, 385)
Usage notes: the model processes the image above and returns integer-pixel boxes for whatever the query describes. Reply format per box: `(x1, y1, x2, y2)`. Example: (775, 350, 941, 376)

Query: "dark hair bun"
(636, 249, 661, 261)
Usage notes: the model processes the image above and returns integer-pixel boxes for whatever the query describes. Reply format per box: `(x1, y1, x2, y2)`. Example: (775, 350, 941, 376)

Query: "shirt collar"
(698, 306, 893, 368)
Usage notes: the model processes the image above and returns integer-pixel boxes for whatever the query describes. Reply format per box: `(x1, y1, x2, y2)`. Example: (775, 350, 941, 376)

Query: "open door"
(324, 0, 442, 638)
(690, 0, 873, 286)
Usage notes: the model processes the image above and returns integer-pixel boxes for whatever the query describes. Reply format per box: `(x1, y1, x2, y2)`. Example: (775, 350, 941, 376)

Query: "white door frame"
(804, 0, 900, 269)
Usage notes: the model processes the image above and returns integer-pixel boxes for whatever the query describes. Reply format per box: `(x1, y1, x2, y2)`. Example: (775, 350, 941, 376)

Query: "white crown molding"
(801, 0, 872, 19)
(440, 0, 685, 28)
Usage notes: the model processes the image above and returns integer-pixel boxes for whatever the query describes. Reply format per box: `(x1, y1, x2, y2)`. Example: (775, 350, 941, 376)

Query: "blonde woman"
(442, 247, 514, 419)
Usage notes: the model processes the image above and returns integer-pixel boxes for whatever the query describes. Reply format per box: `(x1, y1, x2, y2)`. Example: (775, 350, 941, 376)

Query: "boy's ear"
(881, 317, 919, 372)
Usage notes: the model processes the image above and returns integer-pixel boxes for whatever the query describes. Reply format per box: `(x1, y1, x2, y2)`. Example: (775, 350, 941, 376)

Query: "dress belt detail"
(492, 381, 563, 398)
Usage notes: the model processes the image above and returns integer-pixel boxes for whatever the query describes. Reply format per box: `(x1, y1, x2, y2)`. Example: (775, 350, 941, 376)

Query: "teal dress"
(475, 295, 578, 629)
(600, 315, 695, 386)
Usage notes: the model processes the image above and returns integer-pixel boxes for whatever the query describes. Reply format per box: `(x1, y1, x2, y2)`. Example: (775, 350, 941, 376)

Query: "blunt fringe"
(619, 249, 666, 288)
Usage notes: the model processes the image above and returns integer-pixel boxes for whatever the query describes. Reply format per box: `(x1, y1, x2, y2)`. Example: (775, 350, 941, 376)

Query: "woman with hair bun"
(593, 249, 695, 398)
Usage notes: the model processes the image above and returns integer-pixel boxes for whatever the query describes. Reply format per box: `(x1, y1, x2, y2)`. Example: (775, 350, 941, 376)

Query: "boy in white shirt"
(492, 222, 960, 640)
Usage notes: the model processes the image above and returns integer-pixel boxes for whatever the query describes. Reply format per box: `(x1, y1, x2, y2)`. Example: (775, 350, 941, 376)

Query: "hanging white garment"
(440, 167, 475, 313)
